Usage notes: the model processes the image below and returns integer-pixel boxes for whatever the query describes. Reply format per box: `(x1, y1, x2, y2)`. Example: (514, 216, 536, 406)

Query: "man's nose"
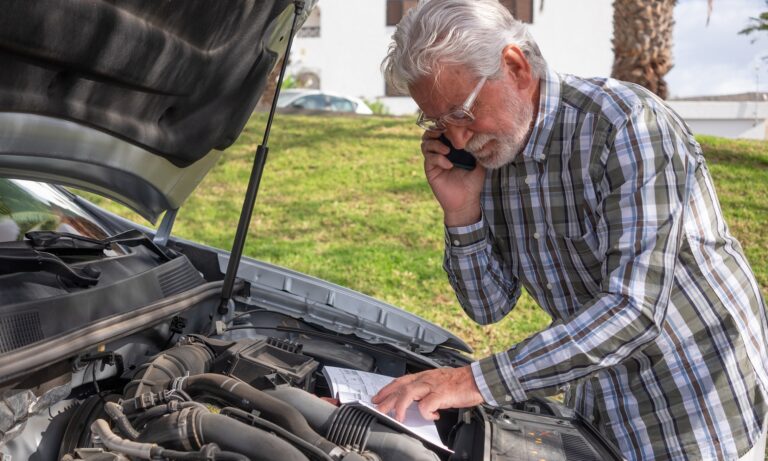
(444, 125, 472, 150)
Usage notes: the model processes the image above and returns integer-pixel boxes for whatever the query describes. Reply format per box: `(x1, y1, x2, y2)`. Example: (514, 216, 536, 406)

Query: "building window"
(499, 0, 534, 23)
(384, 0, 419, 94)
(297, 6, 320, 38)
(386, 0, 418, 26)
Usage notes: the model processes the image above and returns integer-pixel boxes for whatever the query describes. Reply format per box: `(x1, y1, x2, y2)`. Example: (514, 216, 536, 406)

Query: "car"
(277, 89, 375, 115)
(0, 2, 621, 461)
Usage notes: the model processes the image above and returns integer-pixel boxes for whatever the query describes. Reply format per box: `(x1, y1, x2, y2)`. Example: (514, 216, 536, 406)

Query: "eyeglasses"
(416, 76, 487, 132)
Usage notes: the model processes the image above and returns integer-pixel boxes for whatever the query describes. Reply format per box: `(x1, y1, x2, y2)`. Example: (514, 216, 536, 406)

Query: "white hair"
(382, 0, 546, 94)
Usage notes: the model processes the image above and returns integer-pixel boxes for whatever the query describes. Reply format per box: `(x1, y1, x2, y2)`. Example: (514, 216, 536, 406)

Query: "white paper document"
(321, 366, 451, 452)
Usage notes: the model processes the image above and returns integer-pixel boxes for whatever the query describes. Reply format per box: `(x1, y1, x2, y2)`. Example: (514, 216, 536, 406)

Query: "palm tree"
(611, 0, 676, 99)
(611, 0, 719, 99)
(739, 1, 768, 41)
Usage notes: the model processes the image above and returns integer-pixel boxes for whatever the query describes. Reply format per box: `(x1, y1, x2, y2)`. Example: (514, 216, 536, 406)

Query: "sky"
(667, 0, 768, 97)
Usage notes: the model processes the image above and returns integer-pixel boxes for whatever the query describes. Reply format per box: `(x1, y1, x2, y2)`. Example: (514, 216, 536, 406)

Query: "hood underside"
(0, 0, 307, 222)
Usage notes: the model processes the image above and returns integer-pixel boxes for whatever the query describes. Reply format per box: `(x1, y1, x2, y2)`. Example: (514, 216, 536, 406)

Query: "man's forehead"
(411, 66, 474, 113)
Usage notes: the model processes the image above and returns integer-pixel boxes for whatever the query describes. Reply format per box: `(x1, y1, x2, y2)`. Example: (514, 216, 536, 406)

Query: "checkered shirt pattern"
(444, 68, 768, 460)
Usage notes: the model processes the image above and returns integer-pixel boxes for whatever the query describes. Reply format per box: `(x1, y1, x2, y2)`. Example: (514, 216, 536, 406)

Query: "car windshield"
(0, 178, 111, 243)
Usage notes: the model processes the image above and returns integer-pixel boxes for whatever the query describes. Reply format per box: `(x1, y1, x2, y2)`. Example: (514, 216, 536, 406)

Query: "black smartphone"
(438, 134, 476, 171)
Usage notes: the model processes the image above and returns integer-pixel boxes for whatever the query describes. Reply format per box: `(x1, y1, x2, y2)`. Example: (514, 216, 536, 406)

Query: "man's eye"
(445, 111, 473, 124)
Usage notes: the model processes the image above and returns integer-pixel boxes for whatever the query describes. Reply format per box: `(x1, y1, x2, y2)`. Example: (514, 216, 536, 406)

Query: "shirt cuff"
(470, 361, 498, 406)
(445, 217, 487, 254)
(473, 353, 527, 405)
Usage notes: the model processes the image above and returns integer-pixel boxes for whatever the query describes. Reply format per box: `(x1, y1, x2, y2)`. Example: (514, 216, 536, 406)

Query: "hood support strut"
(218, 0, 306, 314)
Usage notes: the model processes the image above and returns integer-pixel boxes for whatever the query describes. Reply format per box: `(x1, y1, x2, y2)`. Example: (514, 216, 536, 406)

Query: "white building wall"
(528, 0, 614, 78)
(290, 1, 392, 105)
(666, 101, 768, 140)
(684, 120, 767, 140)
(290, 0, 614, 115)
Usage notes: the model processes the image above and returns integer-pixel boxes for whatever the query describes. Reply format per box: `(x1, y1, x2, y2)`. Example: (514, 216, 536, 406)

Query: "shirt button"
(452, 239, 460, 246)
(533, 232, 540, 239)
(546, 283, 553, 290)
(525, 176, 533, 184)
(504, 395, 512, 402)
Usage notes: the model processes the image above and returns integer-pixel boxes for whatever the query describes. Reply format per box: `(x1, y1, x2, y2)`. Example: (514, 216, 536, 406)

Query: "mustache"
(466, 133, 499, 154)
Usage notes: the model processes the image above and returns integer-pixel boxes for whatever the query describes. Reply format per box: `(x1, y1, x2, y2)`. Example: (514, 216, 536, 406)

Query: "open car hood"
(0, 0, 312, 222)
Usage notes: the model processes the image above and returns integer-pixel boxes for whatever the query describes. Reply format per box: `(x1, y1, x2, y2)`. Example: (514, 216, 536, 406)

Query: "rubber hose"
(265, 387, 440, 461)
(198, 412, 311, 461)
(220, 407, 334, 461)
(139, 408, 310, 461)
(104, 401, 140, 440)
(155, 445, 249, 461)
(124, 343, 213, 397)
(90, 419, 156, 459)
(132, 401, 208, 429)
(181, 373, 339, 455)
(212, 453, 250, 461)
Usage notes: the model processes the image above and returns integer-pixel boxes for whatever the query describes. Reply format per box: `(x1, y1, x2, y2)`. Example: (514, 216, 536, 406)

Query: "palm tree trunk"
(611, 0, 676, 99)
(257, 56, 285, 109)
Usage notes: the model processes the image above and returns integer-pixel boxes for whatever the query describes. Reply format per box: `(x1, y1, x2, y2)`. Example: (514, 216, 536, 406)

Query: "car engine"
(54, 333, 443, 461)
(0, 229, 619, 461)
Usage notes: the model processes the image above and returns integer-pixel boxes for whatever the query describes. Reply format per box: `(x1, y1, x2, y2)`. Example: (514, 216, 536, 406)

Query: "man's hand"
(371, 366, 484, 422)
(421, 131, 486, 227)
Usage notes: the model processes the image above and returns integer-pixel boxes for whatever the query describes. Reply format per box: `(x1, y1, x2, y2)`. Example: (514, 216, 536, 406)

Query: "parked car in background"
(277, 89, 374, 114)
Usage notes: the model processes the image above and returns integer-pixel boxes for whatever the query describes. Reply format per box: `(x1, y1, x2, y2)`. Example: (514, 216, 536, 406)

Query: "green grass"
(82, 114, 768, 358)
(695, 135, 768, 298)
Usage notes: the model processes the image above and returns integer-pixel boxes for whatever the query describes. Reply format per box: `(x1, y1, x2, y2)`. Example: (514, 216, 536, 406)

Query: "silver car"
(277, 90, 374, 115)
(0, 1, 620, 460)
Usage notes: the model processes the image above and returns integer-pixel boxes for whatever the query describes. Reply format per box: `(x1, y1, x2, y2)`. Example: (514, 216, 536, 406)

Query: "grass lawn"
(88, 113, 768, 358)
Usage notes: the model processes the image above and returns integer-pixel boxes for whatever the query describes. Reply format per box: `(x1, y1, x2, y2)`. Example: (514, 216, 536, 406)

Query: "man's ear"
(502, 45, 533, 90)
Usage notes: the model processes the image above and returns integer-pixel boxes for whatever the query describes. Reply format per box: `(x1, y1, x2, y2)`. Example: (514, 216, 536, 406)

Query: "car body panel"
(216, 251, 472, 354)
(0, 113, 221, 223)
(0, 2, 623, 458)
(0, 0, 315, 221)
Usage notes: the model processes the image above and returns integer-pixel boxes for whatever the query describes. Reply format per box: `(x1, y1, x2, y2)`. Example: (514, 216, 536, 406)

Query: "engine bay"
(64, 334, 447, 461)
(0, 305, 618, 461)
(0, 228, 619, 461)
(3, 312, 459, 461)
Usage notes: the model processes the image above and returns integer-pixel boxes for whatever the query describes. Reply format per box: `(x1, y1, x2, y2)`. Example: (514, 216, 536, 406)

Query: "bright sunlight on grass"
(81, 113, 768, 357)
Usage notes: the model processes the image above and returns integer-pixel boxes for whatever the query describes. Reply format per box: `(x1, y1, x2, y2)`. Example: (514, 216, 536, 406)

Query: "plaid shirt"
(445, 68, 768, 460)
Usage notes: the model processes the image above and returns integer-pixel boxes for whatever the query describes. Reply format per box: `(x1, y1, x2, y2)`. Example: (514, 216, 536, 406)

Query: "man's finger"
(417, 392, 443, 421)
(372, 375, 416, 403)
(393, 382, 431, 422)
(421, 138, 449, 157)
(424, 151, 455, 172)
(374, 393, 397, 416)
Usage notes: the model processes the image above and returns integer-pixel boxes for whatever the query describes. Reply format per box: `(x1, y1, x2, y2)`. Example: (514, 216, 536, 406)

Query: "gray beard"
(466, 90, 534, 170)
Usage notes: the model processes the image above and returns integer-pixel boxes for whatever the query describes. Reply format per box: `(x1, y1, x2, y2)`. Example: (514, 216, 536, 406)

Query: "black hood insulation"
(0, 0, 293, 166)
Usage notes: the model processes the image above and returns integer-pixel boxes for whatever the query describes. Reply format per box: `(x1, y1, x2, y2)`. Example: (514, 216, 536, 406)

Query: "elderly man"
(371, 1, 768, 459)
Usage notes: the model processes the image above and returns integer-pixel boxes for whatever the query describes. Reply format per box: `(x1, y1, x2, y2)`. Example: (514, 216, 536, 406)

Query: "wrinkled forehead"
(409, 65, 478, 117)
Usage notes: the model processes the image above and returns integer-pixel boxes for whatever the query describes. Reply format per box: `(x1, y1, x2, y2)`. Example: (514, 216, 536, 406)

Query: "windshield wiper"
(24, 231, 109, 258)
(25, 229, 174, 261)
(0, 248, 100, 287)
(0, 229, 176, 288)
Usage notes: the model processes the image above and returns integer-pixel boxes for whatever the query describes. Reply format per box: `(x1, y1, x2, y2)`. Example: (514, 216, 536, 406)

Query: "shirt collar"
(520, 66, 561, 163)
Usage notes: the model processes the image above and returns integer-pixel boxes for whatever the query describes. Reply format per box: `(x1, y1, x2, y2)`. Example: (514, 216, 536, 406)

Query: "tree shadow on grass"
(700, 137, 768, 170)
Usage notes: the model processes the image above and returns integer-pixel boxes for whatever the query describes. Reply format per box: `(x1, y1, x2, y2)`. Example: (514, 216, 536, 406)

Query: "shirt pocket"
(552, 229, 603, 301)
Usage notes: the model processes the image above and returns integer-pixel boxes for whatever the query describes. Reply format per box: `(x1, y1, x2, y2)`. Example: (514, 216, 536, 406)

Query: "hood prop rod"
(218, 0, 306, 315)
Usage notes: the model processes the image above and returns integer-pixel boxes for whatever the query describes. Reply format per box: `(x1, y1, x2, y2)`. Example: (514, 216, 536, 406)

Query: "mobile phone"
(438, 134, 476, 171)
